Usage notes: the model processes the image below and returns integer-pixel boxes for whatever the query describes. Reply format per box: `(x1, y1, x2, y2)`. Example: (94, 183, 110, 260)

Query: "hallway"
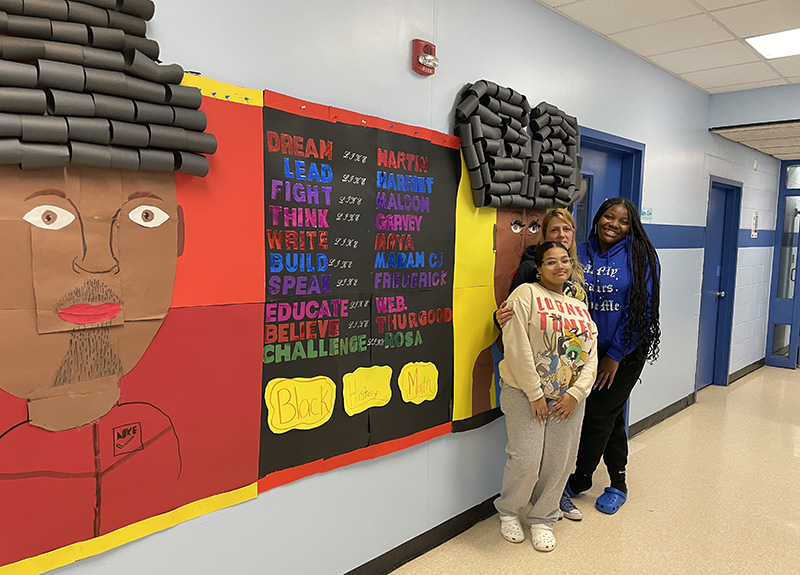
(393, 366, 800, 574)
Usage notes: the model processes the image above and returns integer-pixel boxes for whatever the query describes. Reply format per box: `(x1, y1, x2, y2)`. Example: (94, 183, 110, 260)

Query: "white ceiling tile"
(610, 14, 735, 56)
(535, 0, 578, 7)
(650, 41, 760, 73)
(769, 55, 800, 77)
(703, 76, 788, 92)
(712, 0, 800, 38)
(694, 0, 766, 10)
(790, 76, 800, 84)
(557, 0, 701, 35)
(683, 61, 780, 88)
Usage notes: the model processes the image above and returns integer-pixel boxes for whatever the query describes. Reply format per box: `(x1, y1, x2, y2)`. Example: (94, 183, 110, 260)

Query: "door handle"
(716, 291, 726, 298)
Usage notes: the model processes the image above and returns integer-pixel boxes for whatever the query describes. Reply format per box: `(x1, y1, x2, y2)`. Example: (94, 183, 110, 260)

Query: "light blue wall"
(54, 1, 782, 573)
(709, 83, 800, 127)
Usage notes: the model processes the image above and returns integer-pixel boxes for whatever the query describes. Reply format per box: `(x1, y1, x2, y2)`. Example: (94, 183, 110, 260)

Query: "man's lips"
(57, 303, 122, 324)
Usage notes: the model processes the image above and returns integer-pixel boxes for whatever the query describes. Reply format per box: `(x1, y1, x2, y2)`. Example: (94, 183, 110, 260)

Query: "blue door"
(696, 180, 739, 389)
(766, 161, 800, 368)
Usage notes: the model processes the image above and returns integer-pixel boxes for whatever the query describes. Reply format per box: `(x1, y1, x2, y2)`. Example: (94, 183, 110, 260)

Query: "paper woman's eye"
(23, 205, 76, 230)
(510, 219, 524, 234)
(128, 205, 169, 228)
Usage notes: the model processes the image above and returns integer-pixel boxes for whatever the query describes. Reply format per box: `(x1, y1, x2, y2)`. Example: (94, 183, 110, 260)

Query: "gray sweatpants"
(494, 381, 586, 528)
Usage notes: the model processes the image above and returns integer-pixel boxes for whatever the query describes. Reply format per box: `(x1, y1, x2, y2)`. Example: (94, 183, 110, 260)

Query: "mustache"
(55, 279, 121, 312)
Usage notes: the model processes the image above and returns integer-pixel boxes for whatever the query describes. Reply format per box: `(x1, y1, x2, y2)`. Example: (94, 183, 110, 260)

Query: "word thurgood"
(268, 207, 329, 227)
(377, 148, 429, 173)
(263, 335, 368, 364)
(270, 180, 332, 205)
(398, 362, 438, 404)
(268, 274, 331, 296)
(265, 299, 349, 322)
(376, 172, 434, 193)
(264, 319, 340, 343)
(269, 253, 328, 272)
(265, 376, 335, 434)
(374, 233, 414, 251)
(375, 213, 422, 231)
(376, 192, 430, 213)
(375, 308, 452, 333)
(342, 365, 393, 417)
(384, 329, 423, 348)
(284, 159, 333, 182)
(374, 271, 447, 289)
(266, 132, 333, 160)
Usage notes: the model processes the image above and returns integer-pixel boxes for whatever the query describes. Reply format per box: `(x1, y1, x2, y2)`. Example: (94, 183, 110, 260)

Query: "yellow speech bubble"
(342, 365, 393, 416)
(265, 376, 336, 434)
(397, 362, 439, 404)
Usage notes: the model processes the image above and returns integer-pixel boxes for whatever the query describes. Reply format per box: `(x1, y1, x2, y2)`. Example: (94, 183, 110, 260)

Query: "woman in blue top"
(564, 197, 661, 515)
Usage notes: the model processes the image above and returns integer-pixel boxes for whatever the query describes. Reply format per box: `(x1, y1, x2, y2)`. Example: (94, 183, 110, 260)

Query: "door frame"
(695, 176, 741, 392)
(579, 126, 645, 208)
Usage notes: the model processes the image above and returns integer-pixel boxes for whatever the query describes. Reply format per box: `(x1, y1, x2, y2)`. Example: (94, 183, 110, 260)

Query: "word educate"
(263, 334, 368, 364)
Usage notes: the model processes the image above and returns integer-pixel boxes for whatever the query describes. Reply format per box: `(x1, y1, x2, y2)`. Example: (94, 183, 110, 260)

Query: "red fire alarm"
(412, 39, 438, 76)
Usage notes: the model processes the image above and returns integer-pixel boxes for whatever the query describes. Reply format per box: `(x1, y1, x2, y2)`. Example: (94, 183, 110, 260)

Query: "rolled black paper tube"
(501, 124, 521, 144)
(0, 11, 7, 33)
(51, 21, 90, 45)
(467, 115, 483, 140)
(488, 182, 512, 196)
(481, 138, 502, 156)
(562, 122, 578, 138)
(137, 148, 174, 171)
(489, 156, 524, 171)
(479, 162, 491, 187)
(134, 100, 174, 125)
(0, 114, 22, 137)
(467, 167, 484, 191)
(507, 88, 524, 106)
(118, 0, 156, 21)
(122, 33, 158, 61)
(82, 46, 125, 71)
(553, 198, 569, 208)
(0, 88, 46, 114)
(80, 0, 116, 8)
(174, 151, 209, 177)
(497, 100, 524, 120)
(88, 25, 125, 50)
(575, 155, 583, 173)
(124, 48, 162, 82)
(555, 187, 572, 200)
(84, 68, 128, 97)
(66, 116, 110, 144)
(498, 195, 513, 207)
(534, 125, 552, 141)
(0, 0, 23, 15)
(508, 195, 533, 208)
(531, 114, 550, 131)
(553, 175, 570, 187)
(521, 173, 530, 198)
(474, 143, 485, 165)
(92, 93, 135, 121)
(531, 140, 542, 160)
(480, 95, 501, 114)
(0, 138, 24, 163)
(22, 0, 69, 20)
(165, 84, 201, 109)
(467, 80, 487, 99)
(462, 144, 480, 170)
(455, 94, 479, 122)
(477, 105, 502, 127)
(108, 145, 139, 170)
(562, 154, 574, 166)
(540, 174, 555, 185)
(457, 123, 473, 148)
(495, 86, 511, 101)
(66, 1, 109, 27)
(506, 181, 522, 194)
(46, 89, 94, 116)
(532, 102, 559, 117)
(505, 115, 523, 133)
(20, 142, 70, 169)
(0, 37, 47, 60)
(527, 176, 537, 198)
(486, 195, 502, 208)
(68, 140, 112, 168)
(43, 41, 84, 65)
(106, 9, 146, 36)
(541, 152, 554, 164)
(490, 169, 524, 183)
(172, 107, 207, 132)
(482, 124, 502, 140)
(529, 161, 540, 180)
(552, 127, 566, 140)
(551, 163, 574, 177)
(0, 60, 37, 88)
(505, 142, 521, 158)
(538, 184, 555, 197)
(553, 141, 567, 153)
(147, 124, 186, 150)
(109, 119, 148, 147)
(126, 76, 166, 104)
(37, 59, 85, 92)
(7, 14, 53, 39)
(183, 131, 217, 154)
(567, 145, 577, 159)
(484, 81, 499, 96)
(531, 196, 555, 209)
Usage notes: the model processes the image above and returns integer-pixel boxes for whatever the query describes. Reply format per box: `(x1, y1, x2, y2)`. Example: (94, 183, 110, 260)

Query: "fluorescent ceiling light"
(746, 28, 800, 59)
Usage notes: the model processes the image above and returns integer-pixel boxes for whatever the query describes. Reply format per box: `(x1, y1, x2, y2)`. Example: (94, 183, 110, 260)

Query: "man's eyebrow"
(127, 192, 165, 202)
(25, 189, 67, 201)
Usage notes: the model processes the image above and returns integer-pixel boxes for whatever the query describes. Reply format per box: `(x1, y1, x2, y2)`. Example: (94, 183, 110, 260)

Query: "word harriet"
(266, 131, 333, 160)
(376, 172, 434, 193)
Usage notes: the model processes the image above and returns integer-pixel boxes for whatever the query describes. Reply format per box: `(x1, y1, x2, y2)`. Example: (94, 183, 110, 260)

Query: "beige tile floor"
(392, 366, 800, 575)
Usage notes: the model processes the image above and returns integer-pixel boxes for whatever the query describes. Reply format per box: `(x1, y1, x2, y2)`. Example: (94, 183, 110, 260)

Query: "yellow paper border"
(1, 483, 258, 575)
(180, 74, 262, 106)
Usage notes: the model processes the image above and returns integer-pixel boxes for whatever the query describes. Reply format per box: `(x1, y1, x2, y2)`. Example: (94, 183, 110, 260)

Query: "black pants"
(573, 350, 646, 482)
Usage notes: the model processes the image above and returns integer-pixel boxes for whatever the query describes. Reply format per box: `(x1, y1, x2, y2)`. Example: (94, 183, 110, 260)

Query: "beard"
(51, 326, 123, 387)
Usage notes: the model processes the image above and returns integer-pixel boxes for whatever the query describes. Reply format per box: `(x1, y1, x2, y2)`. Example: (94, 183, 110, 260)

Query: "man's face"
(0, 165, 180, 399)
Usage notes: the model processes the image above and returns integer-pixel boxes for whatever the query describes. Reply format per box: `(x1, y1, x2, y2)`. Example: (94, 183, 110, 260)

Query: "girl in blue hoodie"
(564, 197, 661, 515)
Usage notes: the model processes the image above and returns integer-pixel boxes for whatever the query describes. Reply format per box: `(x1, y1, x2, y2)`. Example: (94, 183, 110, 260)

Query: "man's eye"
(128, 205, 169, 228)
(23, 205, 75, 230)
(510, 219, 524, 234)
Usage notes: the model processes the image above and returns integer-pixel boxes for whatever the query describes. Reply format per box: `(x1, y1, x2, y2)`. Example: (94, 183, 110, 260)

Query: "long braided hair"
(591, 198, 661, 362)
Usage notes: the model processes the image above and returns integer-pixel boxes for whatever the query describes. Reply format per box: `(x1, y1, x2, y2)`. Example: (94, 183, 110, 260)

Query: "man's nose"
(73, 217, 120, 274)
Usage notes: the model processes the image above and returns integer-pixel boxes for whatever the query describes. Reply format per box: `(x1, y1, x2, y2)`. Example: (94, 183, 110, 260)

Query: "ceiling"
(533, 0, 800, 94)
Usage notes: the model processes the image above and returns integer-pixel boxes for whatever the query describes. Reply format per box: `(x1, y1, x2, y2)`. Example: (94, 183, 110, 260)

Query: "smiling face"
(544, 216, 575, 249)
(536, 246, 571, 292)
(596, 203, 631, 252)
(0, 165, 180, 401)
